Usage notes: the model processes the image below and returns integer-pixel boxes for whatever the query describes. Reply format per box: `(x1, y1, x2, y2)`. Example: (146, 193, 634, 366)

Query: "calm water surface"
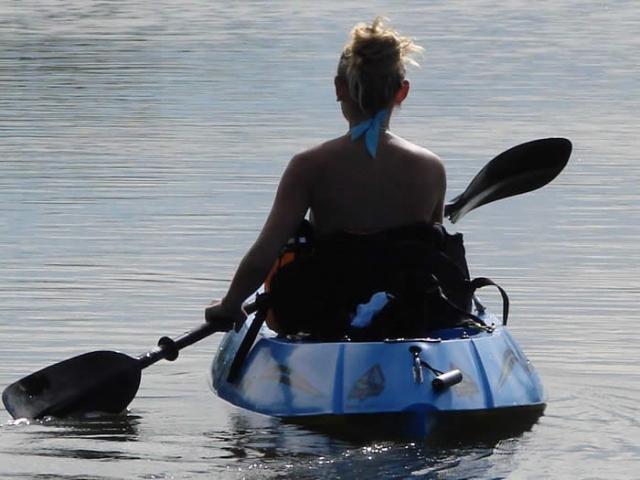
(1, 1, 639, 479)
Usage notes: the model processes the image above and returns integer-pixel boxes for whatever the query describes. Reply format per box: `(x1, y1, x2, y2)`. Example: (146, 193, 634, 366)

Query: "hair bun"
(337, 17, 423, 116)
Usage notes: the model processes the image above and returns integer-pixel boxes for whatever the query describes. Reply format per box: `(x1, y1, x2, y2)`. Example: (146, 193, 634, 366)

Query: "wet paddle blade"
(2, 351, 141, 420)
(2, 310, 250, 420)
(445, 137, 572, 223)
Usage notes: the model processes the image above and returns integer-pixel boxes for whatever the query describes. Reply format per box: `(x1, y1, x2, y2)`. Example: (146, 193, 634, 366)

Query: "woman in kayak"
(206, 17, 450, 336)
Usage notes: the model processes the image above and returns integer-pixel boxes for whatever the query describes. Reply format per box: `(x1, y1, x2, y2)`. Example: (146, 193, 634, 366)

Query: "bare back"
(206, 17, 447, 321)
(301, 131, 446, 235)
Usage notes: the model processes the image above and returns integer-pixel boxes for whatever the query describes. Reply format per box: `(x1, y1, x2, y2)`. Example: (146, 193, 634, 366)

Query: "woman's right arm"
(205, 153, 313, 324)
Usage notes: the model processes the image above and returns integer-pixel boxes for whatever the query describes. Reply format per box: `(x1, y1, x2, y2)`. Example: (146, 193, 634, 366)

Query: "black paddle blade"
(445, 137, 572, 223)
(2, 351, 141, 420)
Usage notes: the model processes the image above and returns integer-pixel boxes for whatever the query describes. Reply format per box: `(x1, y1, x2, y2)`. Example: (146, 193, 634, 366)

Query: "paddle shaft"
(137, 300, 259, 370)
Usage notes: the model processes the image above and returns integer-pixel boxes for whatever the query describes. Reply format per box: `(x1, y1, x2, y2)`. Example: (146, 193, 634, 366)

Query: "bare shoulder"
(399, 140, 446, 178)
(279, 137, 344, 188)
(295, 136, 349, 159)
(400, 138, 442, 162)
(286, 136, 350, 171)
(282, 141, 328, 172)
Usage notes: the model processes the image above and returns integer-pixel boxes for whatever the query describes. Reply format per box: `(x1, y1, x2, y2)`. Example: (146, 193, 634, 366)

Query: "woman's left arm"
(429, 156, 447, 224)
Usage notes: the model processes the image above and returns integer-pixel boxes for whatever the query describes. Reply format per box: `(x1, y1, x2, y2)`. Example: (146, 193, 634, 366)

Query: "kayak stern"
(210, 314, 546, 439)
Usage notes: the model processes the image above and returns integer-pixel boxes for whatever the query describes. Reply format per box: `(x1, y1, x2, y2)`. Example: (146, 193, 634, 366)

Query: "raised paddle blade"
(2, 351, 141, 420)
(445, 137, 572, 223)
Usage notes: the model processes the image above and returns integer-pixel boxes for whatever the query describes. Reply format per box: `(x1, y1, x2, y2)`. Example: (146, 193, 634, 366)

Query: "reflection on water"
(2, 415, 141, 480)
(2, 406, 537, 478)
(197, 410, 539, 479)
(13, 413, 142, 442)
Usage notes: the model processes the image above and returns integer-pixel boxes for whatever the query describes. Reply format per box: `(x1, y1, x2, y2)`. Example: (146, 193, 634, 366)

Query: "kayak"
(209, 298, 546, 440)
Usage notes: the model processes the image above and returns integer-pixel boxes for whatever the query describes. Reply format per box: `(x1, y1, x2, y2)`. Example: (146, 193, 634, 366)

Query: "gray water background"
(1, 1, 639, 478)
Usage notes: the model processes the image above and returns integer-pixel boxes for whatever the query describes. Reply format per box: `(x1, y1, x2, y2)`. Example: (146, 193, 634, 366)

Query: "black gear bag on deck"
(264, 221, 508, 341)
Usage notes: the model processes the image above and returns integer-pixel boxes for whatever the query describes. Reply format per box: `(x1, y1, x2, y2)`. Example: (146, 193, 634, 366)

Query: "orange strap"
(264, 251, 296, 291)
(264, 251, 297, 333)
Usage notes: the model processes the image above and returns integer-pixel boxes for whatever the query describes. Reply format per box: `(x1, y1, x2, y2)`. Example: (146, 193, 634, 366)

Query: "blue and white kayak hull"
(209, 310, 546, 439)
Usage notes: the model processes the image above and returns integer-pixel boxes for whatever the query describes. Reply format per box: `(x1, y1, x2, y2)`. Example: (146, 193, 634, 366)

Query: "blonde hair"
(337, 17, 423, 116)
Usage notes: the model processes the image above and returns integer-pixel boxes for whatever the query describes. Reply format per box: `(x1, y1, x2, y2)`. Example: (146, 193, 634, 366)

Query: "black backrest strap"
(470, 277, 510, 325)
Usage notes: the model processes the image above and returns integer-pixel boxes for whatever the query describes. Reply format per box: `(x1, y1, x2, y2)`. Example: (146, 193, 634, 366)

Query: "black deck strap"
(226, 293, 270, 385)
(470, 277, 510, 325)
(437, 291, 491, 330)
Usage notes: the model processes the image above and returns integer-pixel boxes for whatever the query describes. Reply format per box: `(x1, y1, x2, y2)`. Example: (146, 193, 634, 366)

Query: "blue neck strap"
(349, 109, 389, 158)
